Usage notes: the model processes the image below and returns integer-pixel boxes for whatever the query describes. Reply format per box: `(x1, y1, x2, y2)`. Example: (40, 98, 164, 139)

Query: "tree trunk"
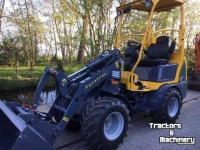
(25, 0, 34, 70)
(77, 14, 88, 64)
(0, 0, 5, 32)
(15, 52, 19, 79)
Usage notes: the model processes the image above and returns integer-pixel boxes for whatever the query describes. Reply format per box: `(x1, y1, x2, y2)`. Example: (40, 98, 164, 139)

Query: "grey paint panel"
(134, 64, 178, 82)
(180, 59, 187, 82)
(145, 82, 187, 112)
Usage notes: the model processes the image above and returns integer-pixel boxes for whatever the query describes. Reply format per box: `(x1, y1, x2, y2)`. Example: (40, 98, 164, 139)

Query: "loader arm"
(31, 67, 69, 109)
(0, 49, 123, 150)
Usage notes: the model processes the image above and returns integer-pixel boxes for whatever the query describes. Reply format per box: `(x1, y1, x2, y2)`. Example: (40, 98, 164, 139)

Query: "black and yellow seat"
(138, 36, 176, 67)
(124, 36, 176, 72)
(124, 36, 178, 82)
(124, 41, 140, 71)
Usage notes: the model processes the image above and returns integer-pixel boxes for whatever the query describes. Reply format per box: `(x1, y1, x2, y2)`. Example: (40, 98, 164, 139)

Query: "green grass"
(0, 64, 85, 79)
(0, 66, 48, 79)
(0, 64, 85, 91)
(64, 64, 85, 75)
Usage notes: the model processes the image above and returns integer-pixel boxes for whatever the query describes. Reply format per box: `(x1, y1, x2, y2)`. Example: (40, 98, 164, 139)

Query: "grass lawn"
(0, 66, 48, 79)
(0, 64, 85, 79)
(0, 64, 85, 91)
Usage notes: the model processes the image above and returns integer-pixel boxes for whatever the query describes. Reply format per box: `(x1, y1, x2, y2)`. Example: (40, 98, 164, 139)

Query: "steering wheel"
(127, 40, 141, 50)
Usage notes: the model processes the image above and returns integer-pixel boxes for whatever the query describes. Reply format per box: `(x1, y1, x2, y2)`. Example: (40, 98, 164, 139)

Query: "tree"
(0, 0, 5, 31)
(0, 0, 200, 69)
(0, 36, 23, 78)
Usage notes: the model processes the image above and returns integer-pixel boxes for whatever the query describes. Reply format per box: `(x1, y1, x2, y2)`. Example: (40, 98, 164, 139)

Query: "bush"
(187, 59, 195, 69)
(56, 59, 64, 72)
(0, 77, 55, 92)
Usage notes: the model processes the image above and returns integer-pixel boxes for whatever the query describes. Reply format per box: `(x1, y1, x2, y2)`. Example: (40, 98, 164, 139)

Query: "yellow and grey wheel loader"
(0, 0, 187, 150)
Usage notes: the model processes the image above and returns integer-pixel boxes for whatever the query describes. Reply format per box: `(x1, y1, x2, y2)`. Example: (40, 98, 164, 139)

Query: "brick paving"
(53, 90, 200, 150)
(117, 99, 200, 150)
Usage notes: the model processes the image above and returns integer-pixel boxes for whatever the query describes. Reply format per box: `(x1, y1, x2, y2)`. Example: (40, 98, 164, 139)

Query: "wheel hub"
(168, 97, 179, 117)
(104, 112, 124, 140)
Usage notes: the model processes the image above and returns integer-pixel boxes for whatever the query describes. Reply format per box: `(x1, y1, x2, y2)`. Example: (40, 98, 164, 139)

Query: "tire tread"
(80, 97, 129, 150)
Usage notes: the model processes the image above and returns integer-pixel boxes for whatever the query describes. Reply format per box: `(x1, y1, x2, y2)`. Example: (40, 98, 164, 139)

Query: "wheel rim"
(104, 112, 124, 140)
(168, 97, 179, 117)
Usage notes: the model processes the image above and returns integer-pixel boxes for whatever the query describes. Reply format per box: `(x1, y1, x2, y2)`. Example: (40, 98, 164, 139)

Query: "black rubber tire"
(80, 97, 129, 150)
(150, 88, 182, 123)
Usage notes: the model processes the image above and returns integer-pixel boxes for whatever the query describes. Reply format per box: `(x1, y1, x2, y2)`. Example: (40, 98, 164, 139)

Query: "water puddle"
(0, 89, 57, 105)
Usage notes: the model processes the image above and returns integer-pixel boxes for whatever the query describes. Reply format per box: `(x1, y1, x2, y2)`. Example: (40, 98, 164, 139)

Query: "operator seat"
(124, 41, 140, 71)
(138, 36, 175, 67)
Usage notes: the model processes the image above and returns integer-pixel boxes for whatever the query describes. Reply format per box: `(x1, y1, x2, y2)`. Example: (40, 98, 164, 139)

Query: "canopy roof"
(117, 0, 184, 13)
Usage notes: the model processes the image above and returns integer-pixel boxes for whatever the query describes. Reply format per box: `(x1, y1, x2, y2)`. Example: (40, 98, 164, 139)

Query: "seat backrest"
(124, 43, 139, 71)
(147, 36, 175, 60)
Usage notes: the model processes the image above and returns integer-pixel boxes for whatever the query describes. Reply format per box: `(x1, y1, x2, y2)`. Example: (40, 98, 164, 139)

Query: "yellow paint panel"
(121, 71, 178, 92)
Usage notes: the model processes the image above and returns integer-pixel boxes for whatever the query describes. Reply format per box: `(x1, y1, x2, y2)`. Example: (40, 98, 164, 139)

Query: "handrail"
(119, 34, 144, 45)
(154, 28, 180, 34)
(120, 34, 144, 38)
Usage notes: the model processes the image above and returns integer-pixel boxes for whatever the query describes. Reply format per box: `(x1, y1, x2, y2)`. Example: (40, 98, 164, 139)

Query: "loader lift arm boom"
(0, 49, 124, 150)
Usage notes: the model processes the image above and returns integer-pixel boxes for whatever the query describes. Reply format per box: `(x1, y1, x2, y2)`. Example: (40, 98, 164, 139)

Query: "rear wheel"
(80, 97, 129, 150)
(150, 88, 182, 123)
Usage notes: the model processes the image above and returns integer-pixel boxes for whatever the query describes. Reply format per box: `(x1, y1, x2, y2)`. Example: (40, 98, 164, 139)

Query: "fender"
(100, 90, 133, 119)
(145, 81, 187, 112)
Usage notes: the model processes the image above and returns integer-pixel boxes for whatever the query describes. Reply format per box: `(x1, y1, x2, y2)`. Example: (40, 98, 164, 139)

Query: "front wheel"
(150, 88, 182, 123)
(80, 97, 129, 150)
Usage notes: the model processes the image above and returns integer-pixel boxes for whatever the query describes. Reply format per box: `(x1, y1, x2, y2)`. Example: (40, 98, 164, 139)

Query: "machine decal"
(115, 61, 119, 68)
(63, 117, 69, 122)
(85, 73, 106, 89)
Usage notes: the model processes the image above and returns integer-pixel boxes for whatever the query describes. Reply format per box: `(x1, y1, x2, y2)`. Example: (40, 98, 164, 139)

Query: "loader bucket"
(0, 101, 54, 150)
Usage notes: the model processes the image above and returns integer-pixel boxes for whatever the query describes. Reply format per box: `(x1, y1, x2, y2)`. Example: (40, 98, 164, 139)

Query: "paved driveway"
(50, 90, 200, 150)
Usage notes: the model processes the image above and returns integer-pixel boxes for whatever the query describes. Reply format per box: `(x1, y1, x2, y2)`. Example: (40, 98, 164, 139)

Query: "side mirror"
(116, 10, 122, 16)
(144, 0, 152, 8)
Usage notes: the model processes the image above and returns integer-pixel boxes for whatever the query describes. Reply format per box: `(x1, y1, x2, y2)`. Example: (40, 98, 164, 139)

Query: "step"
(136, 105, 153, 113)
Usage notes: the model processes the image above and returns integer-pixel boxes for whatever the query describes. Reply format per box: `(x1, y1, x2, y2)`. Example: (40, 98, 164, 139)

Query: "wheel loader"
(0, 0, 187, 150)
